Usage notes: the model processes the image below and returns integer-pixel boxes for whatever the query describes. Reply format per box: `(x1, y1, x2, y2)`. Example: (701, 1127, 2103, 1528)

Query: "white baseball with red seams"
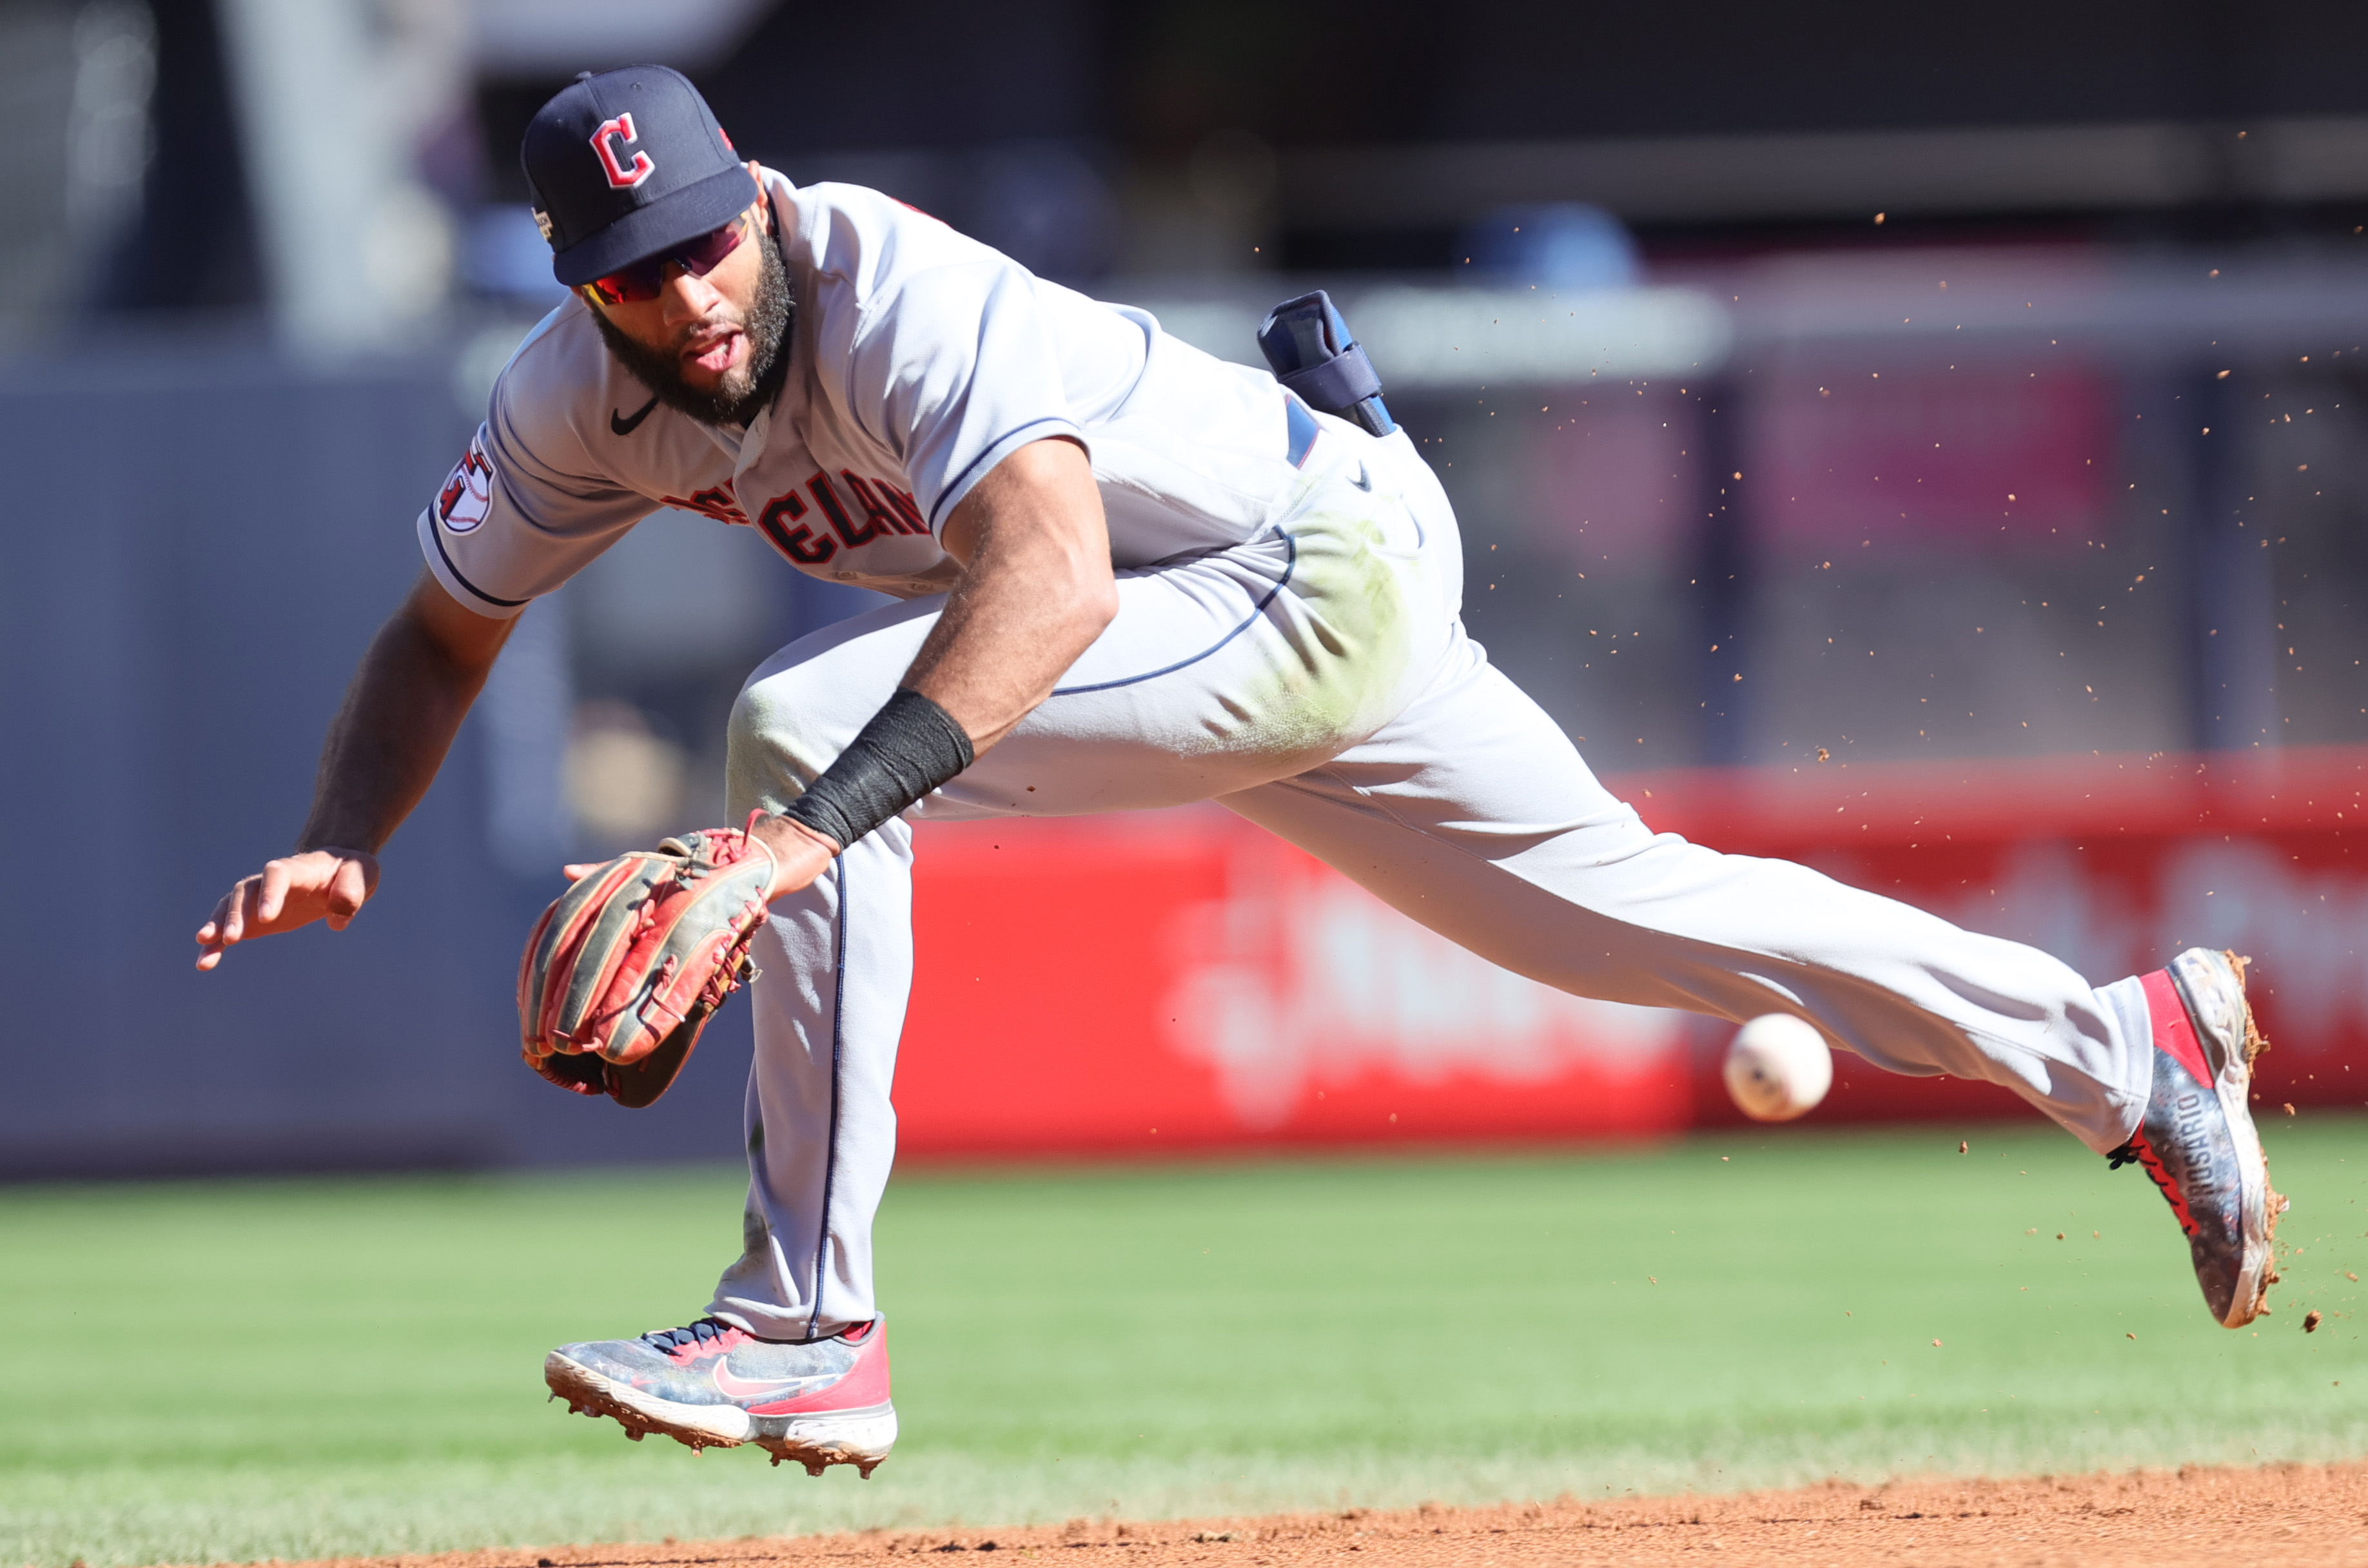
(1723, 1014, 1835, 1122)
(426, 169, 2166, 1348)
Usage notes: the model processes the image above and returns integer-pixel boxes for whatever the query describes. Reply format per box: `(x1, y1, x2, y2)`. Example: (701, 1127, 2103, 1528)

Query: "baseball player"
(195, 67, 2280, 1478)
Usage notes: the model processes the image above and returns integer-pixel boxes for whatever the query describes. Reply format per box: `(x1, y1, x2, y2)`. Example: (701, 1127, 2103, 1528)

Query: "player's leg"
(542, 611, 935, 1474)
(1224, 640, 2149, 1143)
(1220, 632, 2278, 1323)
(540, 827, 908, 1476)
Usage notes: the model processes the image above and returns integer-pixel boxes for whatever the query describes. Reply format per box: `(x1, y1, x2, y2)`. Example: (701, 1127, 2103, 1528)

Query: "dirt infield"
(278, 1462, 2368, 1568)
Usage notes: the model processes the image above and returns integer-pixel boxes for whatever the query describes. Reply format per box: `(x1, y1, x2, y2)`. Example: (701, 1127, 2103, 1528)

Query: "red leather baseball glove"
(518, 823, 776, 1108)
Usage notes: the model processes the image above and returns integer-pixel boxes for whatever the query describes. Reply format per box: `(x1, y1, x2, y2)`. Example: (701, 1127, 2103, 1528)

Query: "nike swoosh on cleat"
(710, 1362, 834, 1400)
(611, 395, 660, 436)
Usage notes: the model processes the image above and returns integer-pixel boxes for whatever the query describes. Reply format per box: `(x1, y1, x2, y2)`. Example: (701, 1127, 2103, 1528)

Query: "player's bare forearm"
(195, 572, 511, 968)
(298, 573, 515, 854)
(905, 436, 1115, 753)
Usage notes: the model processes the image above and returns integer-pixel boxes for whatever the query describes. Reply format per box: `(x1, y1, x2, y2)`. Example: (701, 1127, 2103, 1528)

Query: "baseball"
(1723, 1014, 1834, 1121)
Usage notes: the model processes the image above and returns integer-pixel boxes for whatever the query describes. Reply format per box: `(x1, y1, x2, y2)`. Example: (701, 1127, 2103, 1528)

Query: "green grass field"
(4, 1119, 2365, 1567)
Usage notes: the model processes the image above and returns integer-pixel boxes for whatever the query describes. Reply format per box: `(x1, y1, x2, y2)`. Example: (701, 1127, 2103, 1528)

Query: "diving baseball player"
(195, 67, 2281, 1478)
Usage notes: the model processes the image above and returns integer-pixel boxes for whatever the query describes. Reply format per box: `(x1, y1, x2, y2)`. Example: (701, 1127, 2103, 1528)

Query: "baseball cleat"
(2107, 948, 2285, 1328)
(545, 1317, 895, 1476)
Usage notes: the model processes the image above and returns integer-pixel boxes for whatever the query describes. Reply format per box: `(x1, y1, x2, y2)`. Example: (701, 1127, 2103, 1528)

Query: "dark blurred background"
(6, 0, 2367, 1177)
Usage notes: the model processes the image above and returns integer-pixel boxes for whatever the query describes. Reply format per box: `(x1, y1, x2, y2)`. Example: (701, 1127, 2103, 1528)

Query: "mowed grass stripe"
(2, 1121, 2363, 1565)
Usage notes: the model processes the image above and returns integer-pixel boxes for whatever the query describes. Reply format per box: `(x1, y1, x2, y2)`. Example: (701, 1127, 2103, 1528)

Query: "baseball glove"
(518, 823, 777, 1108)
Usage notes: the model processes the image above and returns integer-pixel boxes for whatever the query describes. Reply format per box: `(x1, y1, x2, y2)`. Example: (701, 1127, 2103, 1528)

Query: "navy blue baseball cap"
(522, 66, 757, 288)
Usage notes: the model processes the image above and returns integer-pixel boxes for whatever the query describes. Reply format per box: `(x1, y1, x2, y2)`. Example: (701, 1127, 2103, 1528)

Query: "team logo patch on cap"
(438, 435, 495, 533)
(591, 112, 655, 190)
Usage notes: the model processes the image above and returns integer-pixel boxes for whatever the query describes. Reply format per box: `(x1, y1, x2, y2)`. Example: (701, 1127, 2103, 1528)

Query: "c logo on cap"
(591, 113, 654, 190)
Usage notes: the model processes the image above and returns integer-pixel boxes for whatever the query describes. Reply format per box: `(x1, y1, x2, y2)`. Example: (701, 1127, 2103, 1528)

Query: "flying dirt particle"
(2284, 1103, 2297, 1115)
(2058, 1233, 2066, 1240)
(1932, 1338, 1943, 1348)
(2128, 1332, 2137, 1340)
(1649, 1276, 1658, 1285)
(2348, 1272, 2359, 1282)
(2306, 1311, 2324, 1333)
(1817, 747, 1831, 762)
(2093, 1231, 2100, 1239)
(1959, 1141, 1968, 1153)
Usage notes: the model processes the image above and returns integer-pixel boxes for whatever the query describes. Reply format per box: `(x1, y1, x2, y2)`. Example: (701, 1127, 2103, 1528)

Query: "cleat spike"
(627, 1429, 644, 1441)
(857, 1463, 879, 1480)
(805, 1461, 825, 1476)
(769, 1452, 783, 1467)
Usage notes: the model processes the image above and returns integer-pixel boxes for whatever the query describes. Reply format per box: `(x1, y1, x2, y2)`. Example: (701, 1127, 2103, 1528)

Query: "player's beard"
(593, 229, 794, 429)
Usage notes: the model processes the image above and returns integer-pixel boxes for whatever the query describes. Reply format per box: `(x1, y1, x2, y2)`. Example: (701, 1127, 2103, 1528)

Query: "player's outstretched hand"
(195, 848, 381, 971)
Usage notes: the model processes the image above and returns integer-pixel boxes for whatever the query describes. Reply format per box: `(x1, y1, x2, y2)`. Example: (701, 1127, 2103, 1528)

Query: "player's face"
(583, 170, 772, 396)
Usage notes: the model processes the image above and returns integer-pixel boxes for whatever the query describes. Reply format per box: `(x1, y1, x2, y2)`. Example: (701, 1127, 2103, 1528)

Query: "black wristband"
(779, 688, 975, 850)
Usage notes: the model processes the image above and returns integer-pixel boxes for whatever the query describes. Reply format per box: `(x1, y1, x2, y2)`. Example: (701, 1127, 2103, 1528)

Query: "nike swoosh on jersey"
(610, 395, 660, 436)
(709, 1360, 834, 1400)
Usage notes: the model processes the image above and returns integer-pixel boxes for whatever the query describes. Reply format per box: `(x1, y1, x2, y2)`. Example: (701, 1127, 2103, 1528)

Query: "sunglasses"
(583, 211, 752, 306)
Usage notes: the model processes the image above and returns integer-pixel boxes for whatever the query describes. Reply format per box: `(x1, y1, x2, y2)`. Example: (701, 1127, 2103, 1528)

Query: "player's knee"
(727, 676, 825, 819)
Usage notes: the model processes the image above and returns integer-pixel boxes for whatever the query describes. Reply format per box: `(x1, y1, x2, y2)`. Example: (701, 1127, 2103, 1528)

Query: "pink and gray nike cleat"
(545, 1317, 895, 1475)
(2108, 948, 2285, 1328)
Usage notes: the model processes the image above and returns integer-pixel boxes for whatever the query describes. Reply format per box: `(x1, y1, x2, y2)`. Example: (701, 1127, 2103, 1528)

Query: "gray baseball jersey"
(422, 170, 1301, 612)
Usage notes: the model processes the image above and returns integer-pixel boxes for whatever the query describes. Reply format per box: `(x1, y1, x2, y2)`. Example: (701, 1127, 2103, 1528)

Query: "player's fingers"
(196, 889, 235, 968)
(562, 862, 597, 882)
(324, 859, 371, 929)
(217, 877, 257, 945)
(195, 888, 233, 945)
(254, 860, 295, 925)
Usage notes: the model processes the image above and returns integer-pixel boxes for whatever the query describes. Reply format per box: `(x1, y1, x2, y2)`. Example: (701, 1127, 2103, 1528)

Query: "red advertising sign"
(893, 749, 2368, 1157)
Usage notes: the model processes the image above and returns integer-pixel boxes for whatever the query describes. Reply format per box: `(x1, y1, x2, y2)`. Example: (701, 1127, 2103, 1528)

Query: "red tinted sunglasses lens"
(588, 217, 748, 305)
(589, 261, 665, 305)
(676, 217, 748, 273)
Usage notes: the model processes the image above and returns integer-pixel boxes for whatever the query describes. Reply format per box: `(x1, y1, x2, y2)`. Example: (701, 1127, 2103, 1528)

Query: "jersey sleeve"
(417, 362, 653, 619)
(837, 259, 1085, 536)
